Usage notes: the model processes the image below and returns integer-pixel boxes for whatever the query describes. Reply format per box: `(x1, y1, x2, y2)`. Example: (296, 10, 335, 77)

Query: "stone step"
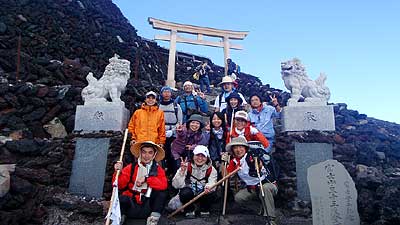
(123, 214, 313, 225)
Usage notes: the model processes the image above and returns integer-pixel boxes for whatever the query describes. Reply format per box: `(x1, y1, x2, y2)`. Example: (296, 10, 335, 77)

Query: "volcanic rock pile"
(273, 104, 400, 224)
(1, 0, 400, 225)
(0, 131, 131, 225)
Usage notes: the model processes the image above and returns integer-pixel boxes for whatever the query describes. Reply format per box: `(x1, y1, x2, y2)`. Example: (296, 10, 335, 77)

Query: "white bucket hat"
(234, 111, 249, 121)
(145, 91, 157, 98)
(193, 145, 210, 157)
(183, 81, 193, 87)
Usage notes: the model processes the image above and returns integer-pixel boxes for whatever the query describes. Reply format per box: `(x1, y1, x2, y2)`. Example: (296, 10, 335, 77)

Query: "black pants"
(179, 187, 216, 212)
(120, 190, 167, 218)
(164, 136, 175, 175)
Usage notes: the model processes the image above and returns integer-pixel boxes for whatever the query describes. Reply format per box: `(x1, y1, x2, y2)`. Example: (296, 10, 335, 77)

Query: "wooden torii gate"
(148, 17, 249, 87)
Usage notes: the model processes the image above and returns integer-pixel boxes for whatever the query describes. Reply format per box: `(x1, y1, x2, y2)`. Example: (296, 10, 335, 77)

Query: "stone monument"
(295, 143, 333, 201)
(74, 54, 130, 132)
(308, 159, 360, 225)
(69, 55, 131, 197)
(280, 58, 335, 131)
(69, 138, 110, 198)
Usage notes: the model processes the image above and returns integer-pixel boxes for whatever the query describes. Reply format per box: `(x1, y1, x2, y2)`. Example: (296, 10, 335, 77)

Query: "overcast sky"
(113, 0, 400, 124)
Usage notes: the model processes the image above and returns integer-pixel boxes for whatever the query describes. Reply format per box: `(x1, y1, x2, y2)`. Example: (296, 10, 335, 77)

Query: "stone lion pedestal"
(69, 55, 130, 198)
(280, 58, 335, 132)
(74, 54, 130, 132)
(282, 101, 335, 132)
(74, 102, 129, 132)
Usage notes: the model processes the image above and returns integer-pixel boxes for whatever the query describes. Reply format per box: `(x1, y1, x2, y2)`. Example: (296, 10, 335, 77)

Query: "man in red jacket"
(113, 141, 167, 225)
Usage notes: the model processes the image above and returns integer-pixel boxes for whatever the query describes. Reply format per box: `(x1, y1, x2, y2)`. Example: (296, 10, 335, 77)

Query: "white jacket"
(172, 163, 217, 191)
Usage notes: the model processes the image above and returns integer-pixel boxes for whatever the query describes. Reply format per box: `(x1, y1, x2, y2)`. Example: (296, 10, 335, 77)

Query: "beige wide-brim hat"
(226, 136, 249, 154)
(130, 141, 165, 162)
(218, 76, 234, 86)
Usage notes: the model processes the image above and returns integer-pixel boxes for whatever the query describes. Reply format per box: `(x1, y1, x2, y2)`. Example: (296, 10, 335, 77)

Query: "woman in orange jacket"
(128, 91, 166, 147)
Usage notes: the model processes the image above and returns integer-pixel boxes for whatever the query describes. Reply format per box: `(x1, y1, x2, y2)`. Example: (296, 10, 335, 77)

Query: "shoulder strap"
(173, 101, 179, 121)
(205, 166, 212, 179)
(194, 95, 199, 109)
(182, 95, 188, 112)
(185, 163, 193, 183)
(188, 163, 192, 174)
(120, 162, 136, 192)
(218, 92, 224, 107)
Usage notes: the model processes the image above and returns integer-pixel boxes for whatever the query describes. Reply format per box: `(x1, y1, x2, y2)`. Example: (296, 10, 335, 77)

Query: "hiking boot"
(200, 211, 210, 217)
(146, 214, 160, 225)
(266, 217, 278, 225)
(120, 215, 126, 225)
(185, 211, 196, 219)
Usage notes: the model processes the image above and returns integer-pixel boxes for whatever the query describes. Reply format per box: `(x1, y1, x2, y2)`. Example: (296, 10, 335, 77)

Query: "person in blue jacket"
(175, 81, 208, 123)
(247, 94, 281, 153)
(195, 61, 213, 93)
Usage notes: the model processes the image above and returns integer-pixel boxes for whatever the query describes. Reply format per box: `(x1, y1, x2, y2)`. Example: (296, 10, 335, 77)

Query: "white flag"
(106, 180, 121, 225)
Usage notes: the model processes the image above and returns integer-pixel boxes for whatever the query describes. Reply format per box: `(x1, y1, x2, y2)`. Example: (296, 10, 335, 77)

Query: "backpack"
(173, 102, 179, 121)
(185, 163, 213, 184)
(236, 64, 241, 74)
(165, 102, 179, 126)
(178, 95, 200, 116)
(193, 72, 200, 80)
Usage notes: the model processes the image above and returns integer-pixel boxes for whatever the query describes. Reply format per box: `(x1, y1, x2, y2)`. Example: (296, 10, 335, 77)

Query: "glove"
(221, 152, 230, 162)
(166, 130, 173, 138)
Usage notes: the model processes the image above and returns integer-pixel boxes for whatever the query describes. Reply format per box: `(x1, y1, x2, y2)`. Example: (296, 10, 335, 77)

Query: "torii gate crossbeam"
(148, 17, 249, 87)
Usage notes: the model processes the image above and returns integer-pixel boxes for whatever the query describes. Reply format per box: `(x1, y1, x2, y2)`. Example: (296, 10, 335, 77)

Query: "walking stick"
(105, 129, 129, 225)
(168, 166, 241, 219)
(222, 108, 235, 215)
(222, 155, 230, 215)
(254, 156, 273, 225)
(254, 157, 265, 197)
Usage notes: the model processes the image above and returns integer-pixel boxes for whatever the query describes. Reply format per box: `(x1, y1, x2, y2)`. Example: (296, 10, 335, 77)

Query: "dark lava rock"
(14, 167, 51, 185)
(0, 22, 6, 33)
(10, 176, 35, 195)
(5, 139, 40, 154)
(22, 107, 46, 122)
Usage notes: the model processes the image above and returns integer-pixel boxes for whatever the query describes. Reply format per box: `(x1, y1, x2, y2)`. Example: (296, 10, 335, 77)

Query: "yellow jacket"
(128, 104, 166, 145)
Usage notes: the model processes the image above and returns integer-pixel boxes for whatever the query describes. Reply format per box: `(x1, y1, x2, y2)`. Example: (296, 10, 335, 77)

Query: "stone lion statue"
(281, 58, 330, 105)
(81, 54, 130, 105)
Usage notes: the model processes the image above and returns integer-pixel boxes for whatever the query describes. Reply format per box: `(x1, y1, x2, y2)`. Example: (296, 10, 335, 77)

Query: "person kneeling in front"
(224, 137, 279, 225)
(113, 141, 168, 225)
(168, 145, 217, 218)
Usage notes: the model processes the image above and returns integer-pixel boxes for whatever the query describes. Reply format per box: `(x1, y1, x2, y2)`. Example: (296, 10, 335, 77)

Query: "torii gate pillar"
(148, 18, 248, 87)
(166, 30, 177, 87)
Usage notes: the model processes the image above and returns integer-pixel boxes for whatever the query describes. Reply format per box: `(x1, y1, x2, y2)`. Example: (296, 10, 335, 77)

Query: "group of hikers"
(111, 60, 282, 225)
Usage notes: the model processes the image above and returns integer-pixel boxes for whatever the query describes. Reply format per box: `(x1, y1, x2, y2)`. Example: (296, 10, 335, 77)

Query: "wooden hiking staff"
(223, 108, 235, 215)
(222, 155, 230, 215)
(168, 166, 241, 219)
(105, 129, 129, 225)
(254, 157, 265, 197)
